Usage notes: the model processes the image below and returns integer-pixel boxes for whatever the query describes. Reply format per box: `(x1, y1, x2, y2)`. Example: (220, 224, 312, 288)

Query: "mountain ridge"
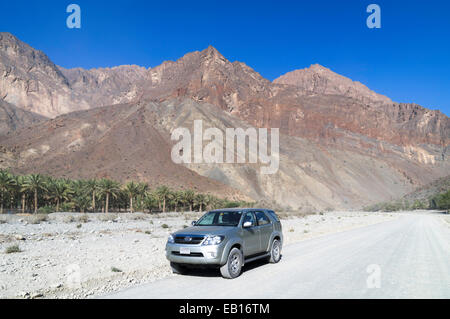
(1, 32, 447, 148)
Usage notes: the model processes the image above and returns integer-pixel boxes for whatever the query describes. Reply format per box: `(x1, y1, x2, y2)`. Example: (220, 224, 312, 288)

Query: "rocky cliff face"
(0, 32, 78, 118)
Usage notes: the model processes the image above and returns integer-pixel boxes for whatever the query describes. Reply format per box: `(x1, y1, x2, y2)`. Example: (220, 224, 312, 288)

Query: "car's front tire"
(170, 262, 189, 275)
(220, 247, 243, 279)
(268, 239, 282, 263)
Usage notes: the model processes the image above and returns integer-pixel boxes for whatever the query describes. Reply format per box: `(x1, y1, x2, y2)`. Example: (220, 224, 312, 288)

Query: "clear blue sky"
(1, 0, 449, 115)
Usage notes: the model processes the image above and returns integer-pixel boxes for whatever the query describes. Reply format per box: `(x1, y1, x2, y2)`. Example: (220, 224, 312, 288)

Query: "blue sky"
(1, 0, 449, 115)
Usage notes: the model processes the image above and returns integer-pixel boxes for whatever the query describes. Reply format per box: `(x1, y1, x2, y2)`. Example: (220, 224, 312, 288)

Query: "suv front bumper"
(165, 242, 226, 265)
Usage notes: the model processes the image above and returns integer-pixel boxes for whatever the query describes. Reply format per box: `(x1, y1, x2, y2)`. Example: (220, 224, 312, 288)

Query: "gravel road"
(105, 212, 450, 299)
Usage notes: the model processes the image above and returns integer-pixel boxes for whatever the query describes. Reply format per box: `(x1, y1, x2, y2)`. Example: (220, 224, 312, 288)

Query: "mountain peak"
(274, 64, 392, 105)
(203, 45, 221, 55)
(200, 45, 227, 63)
(309, 63, 329, 70)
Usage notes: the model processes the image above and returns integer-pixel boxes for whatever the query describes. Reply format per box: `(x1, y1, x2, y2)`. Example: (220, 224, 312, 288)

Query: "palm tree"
(123, 181, 140, 213)
(183, 189, 195, 212)
(16, 175, 27, 213)
(47, 178, 73, 212)
(72, 195, 91, 213)
(9, 174, 21, 211)
(156, 185, 171, 213)
(137, 182, 149, 210)
(143, 193, 158, 213)
(194, 193, 207, 212)
(85, 179, 98, 212)
(22, 174, 47, 214)
(97, 179, 121, 213)
(205, 194, 215, 210)
(0, 170, 14, 214)
(170, 190, 184, 212)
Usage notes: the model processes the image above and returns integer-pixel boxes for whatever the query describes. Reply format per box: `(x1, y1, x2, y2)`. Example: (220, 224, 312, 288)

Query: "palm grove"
(0, 170, 252, 214)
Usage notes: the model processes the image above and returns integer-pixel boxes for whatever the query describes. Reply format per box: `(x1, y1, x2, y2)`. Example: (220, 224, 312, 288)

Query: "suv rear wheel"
(268, 239, 281, 263)
(220, 247, 243, 279)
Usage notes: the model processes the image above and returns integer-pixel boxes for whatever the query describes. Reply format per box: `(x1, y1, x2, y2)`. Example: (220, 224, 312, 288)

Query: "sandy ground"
(0, 210, 402, 299)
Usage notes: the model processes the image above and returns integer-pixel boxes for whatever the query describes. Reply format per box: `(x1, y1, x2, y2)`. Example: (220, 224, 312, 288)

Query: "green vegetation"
(0, 169, 253, 214)
(111, 267, 123, 273)
(430, 190, 450, 211)
(364, 190, 450, 212)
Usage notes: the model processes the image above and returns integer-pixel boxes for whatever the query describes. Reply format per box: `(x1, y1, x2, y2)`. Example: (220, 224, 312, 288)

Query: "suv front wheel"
(220, 247, 243, 279)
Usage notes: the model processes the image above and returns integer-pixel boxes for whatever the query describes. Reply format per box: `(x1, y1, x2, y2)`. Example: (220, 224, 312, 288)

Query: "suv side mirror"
(192, 221, 197, 226)
(243, 221, 252, 228)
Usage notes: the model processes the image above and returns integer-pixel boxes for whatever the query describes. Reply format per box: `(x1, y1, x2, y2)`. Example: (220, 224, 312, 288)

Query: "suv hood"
(173, 226, 235, 236)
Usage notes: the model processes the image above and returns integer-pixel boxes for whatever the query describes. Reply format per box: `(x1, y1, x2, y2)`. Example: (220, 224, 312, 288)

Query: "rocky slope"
(0, 100, 246, 200)
(0, 99, 46, 136)
(401, 175, 450, 203)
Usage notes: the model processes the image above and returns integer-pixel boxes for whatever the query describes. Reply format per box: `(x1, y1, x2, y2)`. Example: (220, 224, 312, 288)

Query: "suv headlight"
(167, 234, 175, 244)
(202, 235, 224, 246)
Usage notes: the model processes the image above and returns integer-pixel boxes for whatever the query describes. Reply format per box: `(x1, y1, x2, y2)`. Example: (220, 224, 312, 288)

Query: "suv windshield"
(196, 211, 242, 227)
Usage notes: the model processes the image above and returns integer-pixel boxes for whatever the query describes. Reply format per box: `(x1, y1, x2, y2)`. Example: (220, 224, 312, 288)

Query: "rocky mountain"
(140, 47, 449, 147)
(0, 32, 449, 210)
(0, 32, 147, 118)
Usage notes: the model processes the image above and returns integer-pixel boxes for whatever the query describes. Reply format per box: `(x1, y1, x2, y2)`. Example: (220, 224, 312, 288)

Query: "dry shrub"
(29, 214, 48, 224)
(98, 214, 118, 222)
(77, 214, 90, 223)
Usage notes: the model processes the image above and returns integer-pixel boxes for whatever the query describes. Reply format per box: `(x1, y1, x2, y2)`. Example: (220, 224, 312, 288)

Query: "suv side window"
(255, 211, 271, 226)
(242, 212, 256, 227)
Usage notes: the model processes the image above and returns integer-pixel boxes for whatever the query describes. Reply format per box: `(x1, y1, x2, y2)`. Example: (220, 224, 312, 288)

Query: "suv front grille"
(174, 235, 205, 245)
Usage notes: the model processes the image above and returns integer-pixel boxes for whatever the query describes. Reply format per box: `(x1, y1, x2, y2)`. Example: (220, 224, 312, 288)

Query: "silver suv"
(165, 208, 283, 279)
